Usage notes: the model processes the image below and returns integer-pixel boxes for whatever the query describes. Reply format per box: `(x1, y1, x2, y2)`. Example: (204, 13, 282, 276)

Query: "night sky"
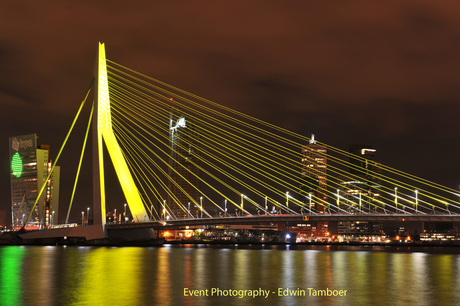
(1, 1, 460, 223)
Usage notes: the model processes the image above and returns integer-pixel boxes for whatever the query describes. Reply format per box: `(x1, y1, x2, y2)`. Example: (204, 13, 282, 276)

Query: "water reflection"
(0, 245, 459, 305)
(0, 246, 25, 305)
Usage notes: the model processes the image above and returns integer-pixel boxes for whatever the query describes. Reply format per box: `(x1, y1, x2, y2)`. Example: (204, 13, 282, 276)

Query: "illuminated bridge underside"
(106, 214, 460, 231)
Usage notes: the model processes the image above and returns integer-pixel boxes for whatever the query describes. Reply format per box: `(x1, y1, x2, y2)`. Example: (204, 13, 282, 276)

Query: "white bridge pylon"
(93, 42, 149, 226)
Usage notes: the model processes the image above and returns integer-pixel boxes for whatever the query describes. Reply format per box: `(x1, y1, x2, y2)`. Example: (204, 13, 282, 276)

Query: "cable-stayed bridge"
(17, 43, 460, 244)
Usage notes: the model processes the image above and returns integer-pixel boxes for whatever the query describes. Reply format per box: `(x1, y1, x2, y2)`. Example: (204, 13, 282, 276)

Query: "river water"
(0, 244, 459, 306)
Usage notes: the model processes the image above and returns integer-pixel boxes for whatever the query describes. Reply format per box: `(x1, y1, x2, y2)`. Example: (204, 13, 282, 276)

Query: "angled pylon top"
(94, 42, 148, 225)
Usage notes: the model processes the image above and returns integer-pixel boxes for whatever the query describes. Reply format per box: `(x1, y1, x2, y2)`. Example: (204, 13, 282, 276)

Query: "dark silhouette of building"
(340, 144, 381, 211)
(168, 113, 201, 219)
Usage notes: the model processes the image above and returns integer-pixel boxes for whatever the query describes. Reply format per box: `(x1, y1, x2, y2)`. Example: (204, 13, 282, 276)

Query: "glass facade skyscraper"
(9, 134, 60, 228)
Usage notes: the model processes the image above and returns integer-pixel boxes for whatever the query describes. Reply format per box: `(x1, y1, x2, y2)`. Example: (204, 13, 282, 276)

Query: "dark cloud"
(1, 0, 460, 221)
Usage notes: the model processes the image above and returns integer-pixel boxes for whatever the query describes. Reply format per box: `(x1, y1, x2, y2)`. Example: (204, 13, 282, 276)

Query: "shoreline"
(165, 239, 460, 248)
(1, 230, 460, 250)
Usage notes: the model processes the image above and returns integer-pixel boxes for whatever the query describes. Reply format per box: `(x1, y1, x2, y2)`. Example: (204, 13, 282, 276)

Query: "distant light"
(286, 234, 291, 239)
(170, 117, 186, 130)
(361, 148, 376, 155)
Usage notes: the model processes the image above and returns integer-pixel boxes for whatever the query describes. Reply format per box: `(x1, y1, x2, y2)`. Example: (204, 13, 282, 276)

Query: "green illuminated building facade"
(9, 134, 60, 228)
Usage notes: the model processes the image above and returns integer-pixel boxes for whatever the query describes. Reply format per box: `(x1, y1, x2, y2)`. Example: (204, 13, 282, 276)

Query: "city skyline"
(1, 2, 460, 221)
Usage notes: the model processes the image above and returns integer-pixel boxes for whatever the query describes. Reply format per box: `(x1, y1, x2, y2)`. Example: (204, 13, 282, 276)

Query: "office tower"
(169, 114, 201, 219)
(340, 144, 381, 210)
(9, 134, 60, 228)
(49, 166, 60, 226)
(349, 144, 377, 178)
(301, 134, 327, 212)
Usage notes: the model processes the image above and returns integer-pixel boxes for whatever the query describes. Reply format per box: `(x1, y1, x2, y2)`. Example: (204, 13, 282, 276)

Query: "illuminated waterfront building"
(301, 134, 327, 212)
(292, 221, 330, 242)
(9, 134, 60, 228)
(169, 112, 201, 219)
(337, 221, 383, 235)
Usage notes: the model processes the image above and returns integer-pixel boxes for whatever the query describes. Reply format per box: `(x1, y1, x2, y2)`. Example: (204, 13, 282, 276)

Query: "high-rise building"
(348, 144, 378, 178)
(49, 165, 60, 226)
(9, 134, 60, 229)
(169, 114, 201, 219)
(301, 135, 327, 212)
(340, 144, 380, 210)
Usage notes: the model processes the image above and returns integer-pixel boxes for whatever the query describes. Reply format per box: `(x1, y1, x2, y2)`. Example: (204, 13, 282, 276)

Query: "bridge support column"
(93, 42, 149, 232)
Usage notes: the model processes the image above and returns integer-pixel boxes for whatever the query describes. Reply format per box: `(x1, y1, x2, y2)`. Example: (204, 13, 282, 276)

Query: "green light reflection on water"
(0, 246, 26, 306)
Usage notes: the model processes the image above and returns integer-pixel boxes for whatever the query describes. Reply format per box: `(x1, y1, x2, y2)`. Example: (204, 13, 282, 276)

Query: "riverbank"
(165, 239, 460, 248)
(2, 230, 460, 249)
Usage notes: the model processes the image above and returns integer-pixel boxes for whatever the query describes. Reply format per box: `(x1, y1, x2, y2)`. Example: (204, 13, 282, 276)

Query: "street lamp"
(336, 189, 340, 207)
(200, 196, 203, 218)
(309, 193, 312, 213)
(224, 199, 227, 217)
(394, 187, 398, 210)
(359, 192, 362, 212)
(162, 200, 166, 220)
(415, 190, 418, 213)
(241, 194, 244, 215)
(264, 196, 268, 214)
(51, 211, 55, 226)
(286, 191, 289, 210)
(81, 211, 84, 226)
(87, 207, 90, 225)
(188, 202, 191, 219)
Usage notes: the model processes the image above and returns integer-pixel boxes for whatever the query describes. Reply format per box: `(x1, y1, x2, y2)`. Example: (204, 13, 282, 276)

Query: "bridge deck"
(106, 214, 460, 230)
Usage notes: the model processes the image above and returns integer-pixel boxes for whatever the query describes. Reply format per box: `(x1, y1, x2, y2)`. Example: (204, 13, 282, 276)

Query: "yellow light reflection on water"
(155, 247, 172, 304)
(73, 247, 143, 305)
